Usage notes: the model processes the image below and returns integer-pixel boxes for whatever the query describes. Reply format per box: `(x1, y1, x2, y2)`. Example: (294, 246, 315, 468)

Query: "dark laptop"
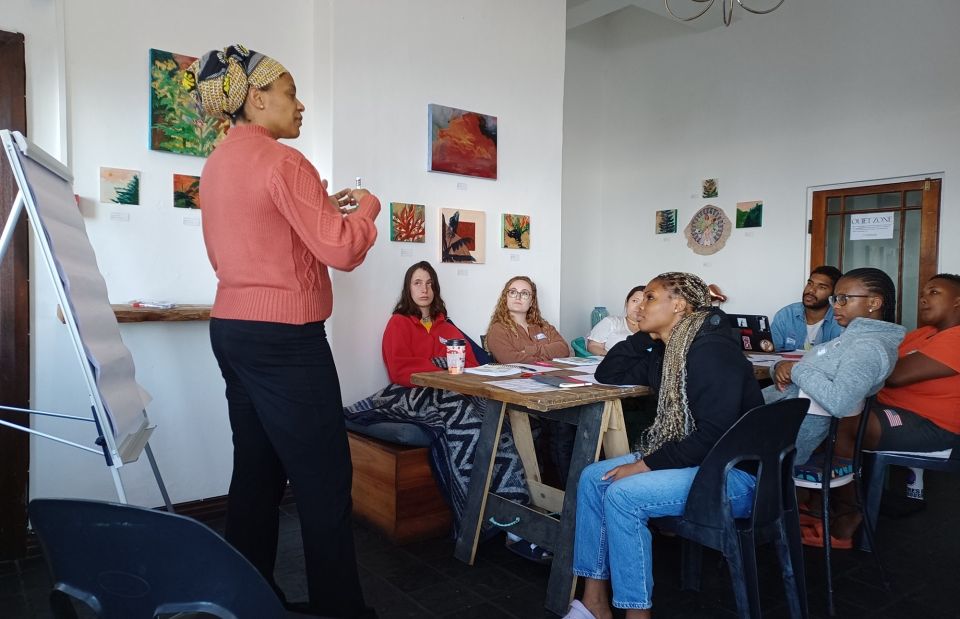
(728, 314, 774, 352)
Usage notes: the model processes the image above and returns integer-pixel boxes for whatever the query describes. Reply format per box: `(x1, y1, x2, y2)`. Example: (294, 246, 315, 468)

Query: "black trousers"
(210, 318, 367, 618)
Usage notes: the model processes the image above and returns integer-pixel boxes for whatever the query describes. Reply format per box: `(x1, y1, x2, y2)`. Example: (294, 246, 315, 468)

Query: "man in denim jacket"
(771, 265, 844, 351)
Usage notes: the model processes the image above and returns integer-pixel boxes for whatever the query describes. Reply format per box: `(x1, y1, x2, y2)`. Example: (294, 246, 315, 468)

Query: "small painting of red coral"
(390, 202, 426, 243)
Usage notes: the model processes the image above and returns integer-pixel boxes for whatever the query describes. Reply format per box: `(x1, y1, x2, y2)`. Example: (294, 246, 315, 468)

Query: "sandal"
(505, 538, 553, 564)
(801, 521, 852, 549)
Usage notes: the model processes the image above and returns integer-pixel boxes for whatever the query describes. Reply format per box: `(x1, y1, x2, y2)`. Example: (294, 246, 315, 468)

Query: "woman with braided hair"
(562, 273, 763, 619)
(187, 45, 378, 617)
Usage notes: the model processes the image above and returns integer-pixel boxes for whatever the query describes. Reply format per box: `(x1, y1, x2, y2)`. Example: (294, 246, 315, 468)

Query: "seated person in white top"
(771, 265, 844, 351)
(587, 286, 645, 356)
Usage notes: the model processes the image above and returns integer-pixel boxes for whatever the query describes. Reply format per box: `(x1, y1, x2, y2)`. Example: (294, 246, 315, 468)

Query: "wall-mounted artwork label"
(441, 208, 486, 264)
(100, 167, 140, 205)
(735, 201, 763, 228)
(502, 214, 530, 249)
(390, 202, 426, 242)
(850, 212, 894, 240)
(173, 174, 201, 209)
(702, 178, 718, 198)
(656, 209, 678, 234)
(428, 104, 497, 179)
(150, 48, 230, 157)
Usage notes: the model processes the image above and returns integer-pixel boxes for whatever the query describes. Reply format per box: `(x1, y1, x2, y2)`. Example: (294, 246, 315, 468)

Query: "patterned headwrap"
(181, 44, 287, 119)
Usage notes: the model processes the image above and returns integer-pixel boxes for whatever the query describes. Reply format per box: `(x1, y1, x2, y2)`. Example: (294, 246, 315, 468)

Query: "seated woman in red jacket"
(344, 261, 529, 533)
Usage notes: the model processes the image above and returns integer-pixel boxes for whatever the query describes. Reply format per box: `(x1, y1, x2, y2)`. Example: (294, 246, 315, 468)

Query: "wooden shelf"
(111, 304, 211, 323)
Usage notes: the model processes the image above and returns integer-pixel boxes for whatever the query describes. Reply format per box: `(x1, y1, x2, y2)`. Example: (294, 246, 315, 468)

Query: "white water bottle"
(905, 467, 924, 500)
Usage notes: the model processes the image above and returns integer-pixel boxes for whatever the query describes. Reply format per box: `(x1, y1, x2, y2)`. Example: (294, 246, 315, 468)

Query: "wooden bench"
(347, 431, 451, 544)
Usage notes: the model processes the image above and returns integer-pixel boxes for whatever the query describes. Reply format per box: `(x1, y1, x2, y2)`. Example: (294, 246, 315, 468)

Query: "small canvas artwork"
(150, 48, 230, 157)
(656, 209, 678, 234)
(390, 202, 426, 242)
(702, 178, 719, 198)
(173, 174, 201, 209)
(440, 208, 486, 264)
(99, 167, 140, 205)
(502, 214, 530, 249)
(736, 201, 763, 228)
(428, 104, 497, 179)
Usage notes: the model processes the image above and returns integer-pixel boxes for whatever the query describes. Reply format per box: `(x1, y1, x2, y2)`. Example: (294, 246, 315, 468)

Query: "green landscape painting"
(736, 201, 763, 228)
(150, 48, 229, 157)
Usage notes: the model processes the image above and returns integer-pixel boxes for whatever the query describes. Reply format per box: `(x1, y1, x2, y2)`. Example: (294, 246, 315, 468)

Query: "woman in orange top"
(833, 273, 960, 539)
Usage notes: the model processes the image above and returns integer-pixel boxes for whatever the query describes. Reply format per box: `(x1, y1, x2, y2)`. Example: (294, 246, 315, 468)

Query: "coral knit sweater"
(200, 124, 379, 324)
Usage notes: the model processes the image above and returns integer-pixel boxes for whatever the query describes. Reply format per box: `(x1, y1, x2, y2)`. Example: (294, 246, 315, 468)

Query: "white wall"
(561, 0, 960, 337)
(11, 0, 566, 505)
(327, 0, 568, 405)
(21, 0, 318, 506)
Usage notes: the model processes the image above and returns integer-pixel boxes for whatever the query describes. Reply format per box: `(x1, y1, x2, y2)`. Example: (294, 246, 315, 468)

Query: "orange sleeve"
(270, 154, 380, 272)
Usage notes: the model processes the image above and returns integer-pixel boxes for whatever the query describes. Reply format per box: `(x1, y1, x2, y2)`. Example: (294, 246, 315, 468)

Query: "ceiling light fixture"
(664, 0, 785, 27)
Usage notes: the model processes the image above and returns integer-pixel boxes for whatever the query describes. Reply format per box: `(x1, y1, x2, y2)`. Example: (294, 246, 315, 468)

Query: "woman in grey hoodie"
(765, 268, 906, 465)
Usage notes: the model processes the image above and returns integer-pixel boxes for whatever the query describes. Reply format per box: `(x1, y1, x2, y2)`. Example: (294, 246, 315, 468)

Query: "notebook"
(728, 314, 774, 352)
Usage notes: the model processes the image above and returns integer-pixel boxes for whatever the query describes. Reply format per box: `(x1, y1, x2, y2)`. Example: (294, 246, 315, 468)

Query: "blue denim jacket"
(770, 301, 843, 352)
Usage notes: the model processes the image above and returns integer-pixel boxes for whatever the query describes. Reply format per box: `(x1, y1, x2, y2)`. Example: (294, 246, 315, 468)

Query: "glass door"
(811, 179, 940, 329)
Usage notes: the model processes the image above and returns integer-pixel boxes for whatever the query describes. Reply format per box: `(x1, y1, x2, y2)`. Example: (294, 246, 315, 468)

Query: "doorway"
(809, 179, 941, 329)
(0, 29, 30, 560)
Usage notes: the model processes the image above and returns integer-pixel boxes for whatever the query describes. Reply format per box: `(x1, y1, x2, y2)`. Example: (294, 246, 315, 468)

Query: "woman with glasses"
(344, 262, 529, 536)
(586, 286, 646, 356)
(763, 268, 905, 546)
(486, 276, 572, 562)
(486, 276, 571, 363)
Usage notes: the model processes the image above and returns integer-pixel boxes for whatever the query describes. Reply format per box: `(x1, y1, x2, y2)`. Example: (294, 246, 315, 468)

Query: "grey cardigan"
(764, 317, 905, 417)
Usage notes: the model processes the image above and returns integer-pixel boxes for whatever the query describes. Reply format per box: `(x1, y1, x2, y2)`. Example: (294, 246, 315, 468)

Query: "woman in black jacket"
(562, 272, 762, 619)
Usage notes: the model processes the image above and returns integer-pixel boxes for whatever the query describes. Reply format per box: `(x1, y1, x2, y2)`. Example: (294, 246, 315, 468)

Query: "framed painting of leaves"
(440, 208, 485, 264)
(149, 48, 229, 157)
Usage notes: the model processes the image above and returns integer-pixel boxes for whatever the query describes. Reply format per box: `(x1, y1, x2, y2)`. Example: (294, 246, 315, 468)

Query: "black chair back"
(680, 398, 810, 542)
(28, 498, 292, 618)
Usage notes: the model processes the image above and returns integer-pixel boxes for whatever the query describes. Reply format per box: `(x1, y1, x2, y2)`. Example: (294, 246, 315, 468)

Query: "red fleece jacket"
(382, 313, 479, 387)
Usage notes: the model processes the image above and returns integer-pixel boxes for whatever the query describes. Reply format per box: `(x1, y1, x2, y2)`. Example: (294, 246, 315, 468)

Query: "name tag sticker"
(535, 333, 547, 340)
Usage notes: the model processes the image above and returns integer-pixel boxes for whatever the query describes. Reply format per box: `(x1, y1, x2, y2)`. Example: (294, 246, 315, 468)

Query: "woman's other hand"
(602, 459, 651, 481)
(774, 361, 796, 391)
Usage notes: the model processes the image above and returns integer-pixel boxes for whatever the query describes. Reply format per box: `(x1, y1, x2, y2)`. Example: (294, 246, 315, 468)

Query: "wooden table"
(411, 368, 650, 616)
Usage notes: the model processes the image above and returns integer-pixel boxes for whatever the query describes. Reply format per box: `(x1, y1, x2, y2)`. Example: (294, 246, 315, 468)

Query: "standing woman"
(563, 273, 762, 619)
(187, 45, 378, 618)
(586, 285, 645, 356)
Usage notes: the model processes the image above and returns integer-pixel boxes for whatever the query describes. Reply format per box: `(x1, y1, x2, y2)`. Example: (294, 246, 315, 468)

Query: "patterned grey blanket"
(344, 384, 530, 534)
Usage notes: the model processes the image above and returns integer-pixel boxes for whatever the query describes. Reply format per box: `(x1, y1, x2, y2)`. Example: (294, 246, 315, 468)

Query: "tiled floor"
(2, 469, 958, 618)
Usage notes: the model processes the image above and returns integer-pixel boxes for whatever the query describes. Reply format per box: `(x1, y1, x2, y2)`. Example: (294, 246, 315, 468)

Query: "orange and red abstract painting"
(428, 104, 497, 180)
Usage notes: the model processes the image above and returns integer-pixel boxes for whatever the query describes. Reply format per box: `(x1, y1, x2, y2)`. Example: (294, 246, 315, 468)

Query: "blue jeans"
(572, 453, 757, 609)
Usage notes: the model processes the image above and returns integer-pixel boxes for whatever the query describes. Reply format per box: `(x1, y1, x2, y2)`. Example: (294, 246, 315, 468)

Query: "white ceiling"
(566, 0, 737, 31)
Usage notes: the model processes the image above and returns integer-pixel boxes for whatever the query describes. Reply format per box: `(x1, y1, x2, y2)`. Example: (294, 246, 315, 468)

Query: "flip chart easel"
(0, 129, 171, 509)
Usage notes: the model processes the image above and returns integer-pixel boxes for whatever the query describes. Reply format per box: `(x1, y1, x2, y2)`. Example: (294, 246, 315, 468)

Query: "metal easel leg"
(145, 442, 174, 512)
(0, 191, 25, 260)
(110, 466, 128, 504)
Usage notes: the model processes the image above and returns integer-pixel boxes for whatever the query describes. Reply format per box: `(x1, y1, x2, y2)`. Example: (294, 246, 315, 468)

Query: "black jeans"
(210, 318, 367, 618)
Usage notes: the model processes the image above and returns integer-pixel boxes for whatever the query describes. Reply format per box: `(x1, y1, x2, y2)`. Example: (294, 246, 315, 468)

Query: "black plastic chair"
(656, 398, 811, 619)
(861, 442, 960, 552)
(28, 498, 325, 618)
(792, 397, 885, 616)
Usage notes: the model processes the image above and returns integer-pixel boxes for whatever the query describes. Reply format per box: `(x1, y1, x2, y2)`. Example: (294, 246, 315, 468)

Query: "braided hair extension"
(637, 272, 713, 456)
(842, 268, 897, 323)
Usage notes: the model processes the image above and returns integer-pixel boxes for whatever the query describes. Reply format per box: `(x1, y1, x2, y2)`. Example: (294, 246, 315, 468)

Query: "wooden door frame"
(810, 178, 941, 322)
(0, 30, 30, 560)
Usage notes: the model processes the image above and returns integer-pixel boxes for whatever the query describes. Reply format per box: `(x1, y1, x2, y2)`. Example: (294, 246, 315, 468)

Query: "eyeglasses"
(506, 289, 532, 300)
(829, 294, 872, 306)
